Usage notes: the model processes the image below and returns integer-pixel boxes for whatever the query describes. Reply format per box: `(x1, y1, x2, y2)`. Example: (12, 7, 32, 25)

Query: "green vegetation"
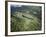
(11, 6, 42, 32)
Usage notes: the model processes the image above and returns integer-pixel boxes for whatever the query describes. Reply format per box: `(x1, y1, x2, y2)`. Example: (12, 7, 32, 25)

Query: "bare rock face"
(11, 11, 41, 32)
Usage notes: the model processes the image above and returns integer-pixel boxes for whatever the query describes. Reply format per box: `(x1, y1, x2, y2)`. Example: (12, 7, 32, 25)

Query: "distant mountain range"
(11, 5, 42, 17)
(11, 5, 32, 13)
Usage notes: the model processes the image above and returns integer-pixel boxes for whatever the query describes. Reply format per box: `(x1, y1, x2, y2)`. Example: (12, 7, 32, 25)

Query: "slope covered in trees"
(11, 5, 42, 32)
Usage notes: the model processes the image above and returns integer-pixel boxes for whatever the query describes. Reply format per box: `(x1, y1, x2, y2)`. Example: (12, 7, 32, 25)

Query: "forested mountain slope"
(11, 5, 42, 32)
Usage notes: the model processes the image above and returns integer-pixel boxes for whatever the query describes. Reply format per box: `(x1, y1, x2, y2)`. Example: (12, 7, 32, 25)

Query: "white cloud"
(11, 5, 22, 7)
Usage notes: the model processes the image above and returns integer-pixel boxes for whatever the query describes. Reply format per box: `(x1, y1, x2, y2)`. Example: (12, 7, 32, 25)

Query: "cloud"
(11, 5, 22, 7)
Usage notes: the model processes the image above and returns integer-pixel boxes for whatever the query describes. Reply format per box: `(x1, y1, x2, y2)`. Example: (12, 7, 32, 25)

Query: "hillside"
(11, 5, 42, 32)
